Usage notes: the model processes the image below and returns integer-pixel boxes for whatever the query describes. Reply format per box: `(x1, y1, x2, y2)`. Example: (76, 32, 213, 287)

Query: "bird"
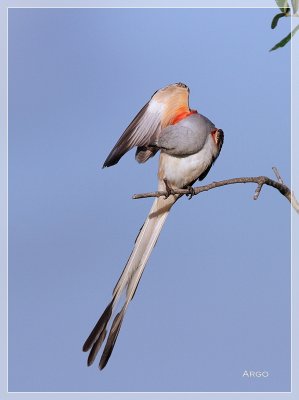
(82, 82, 224, 370)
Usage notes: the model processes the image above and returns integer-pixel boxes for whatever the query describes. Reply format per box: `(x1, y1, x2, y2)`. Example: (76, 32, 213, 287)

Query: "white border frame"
(1, 1, 297, 399)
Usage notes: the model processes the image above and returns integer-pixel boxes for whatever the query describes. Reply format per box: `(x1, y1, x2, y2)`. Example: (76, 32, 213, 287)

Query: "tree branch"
(132, 169, 299, 213)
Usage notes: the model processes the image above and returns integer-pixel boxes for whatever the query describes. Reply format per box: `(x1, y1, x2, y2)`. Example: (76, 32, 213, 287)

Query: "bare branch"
(133, 173, 299, 213)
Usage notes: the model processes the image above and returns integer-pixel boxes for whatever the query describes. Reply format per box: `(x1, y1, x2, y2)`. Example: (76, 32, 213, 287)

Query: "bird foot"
(163, 179, 175, 199)
(186, 186, 195, 200)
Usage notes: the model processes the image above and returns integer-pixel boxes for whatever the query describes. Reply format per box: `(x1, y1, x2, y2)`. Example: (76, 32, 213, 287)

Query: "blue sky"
(8, 7, 291, 392)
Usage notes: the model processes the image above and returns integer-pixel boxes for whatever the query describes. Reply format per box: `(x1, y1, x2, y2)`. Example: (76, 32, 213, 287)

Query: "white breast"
(158, 135, 217, 189)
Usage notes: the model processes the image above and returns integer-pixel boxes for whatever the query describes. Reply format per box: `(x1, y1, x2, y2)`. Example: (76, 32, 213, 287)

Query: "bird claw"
(186, 186, 195, 200)
(163, 179, 175, 199)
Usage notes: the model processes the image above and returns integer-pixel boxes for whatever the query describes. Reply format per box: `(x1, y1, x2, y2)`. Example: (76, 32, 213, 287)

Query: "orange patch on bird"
(172, 109, 197, 125)
(211, 128, 223, 146)
(211, 129, 217, 143)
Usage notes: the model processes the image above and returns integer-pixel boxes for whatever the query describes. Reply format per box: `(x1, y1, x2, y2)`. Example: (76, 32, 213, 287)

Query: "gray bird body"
(156, 113, 215, 157)
(156, 113, 219, 189)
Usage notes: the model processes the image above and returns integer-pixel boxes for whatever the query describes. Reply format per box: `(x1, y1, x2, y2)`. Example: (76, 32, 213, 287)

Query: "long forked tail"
(82, 194, 179, 369)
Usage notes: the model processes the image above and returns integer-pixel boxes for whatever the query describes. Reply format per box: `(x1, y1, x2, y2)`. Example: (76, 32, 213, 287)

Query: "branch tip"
(253, 182, 264, 200)
(272, 166, 284, 184)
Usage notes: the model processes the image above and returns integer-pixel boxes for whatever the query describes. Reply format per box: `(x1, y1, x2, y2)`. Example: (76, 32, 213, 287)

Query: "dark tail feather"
(82, 298, 114, 353)
(99, 306, 126, 370)
(87, 329, 107, 366)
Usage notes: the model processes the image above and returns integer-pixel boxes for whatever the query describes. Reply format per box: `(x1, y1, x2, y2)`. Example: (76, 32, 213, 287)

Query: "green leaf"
(291, 0, 298, 13)
(270, 24, 299, 51)
(275, 0, 290, 12)
(271, 12, 286, 28)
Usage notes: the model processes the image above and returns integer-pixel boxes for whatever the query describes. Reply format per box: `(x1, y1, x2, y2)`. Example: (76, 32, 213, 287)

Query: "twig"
(253, 182, 264, 200)
(133, 173, 299, 213)
(272, 166, 284, 183)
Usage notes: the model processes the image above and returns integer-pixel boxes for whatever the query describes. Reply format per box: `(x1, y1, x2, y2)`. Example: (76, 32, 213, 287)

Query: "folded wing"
(156, 113, 215, 157)
(103, 82, 190, 167)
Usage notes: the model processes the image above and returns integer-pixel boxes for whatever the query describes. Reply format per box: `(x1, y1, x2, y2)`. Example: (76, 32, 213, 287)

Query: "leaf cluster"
(270, 0, 299, 51)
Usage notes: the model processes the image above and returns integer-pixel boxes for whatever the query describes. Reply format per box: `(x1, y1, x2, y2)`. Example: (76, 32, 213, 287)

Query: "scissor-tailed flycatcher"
(83, 82, 224, 369)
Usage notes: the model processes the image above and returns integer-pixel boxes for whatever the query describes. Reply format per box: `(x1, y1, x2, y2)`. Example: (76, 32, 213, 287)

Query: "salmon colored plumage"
(172, 109, 198, 125)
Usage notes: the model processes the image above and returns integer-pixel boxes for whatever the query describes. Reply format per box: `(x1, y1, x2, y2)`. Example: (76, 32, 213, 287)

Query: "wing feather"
(102, 83, 190, 167)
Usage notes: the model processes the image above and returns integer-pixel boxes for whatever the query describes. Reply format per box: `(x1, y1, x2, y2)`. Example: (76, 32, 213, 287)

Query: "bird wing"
(156, 113, 215, 157)
(103, 82, 190, 167)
